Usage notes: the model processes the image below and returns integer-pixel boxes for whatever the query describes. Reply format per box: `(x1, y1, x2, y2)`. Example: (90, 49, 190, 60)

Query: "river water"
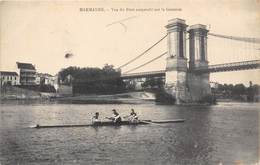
(0, 101, 259, 165)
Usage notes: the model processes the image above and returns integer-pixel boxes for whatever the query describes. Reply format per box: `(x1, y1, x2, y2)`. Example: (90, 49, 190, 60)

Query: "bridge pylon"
(187, 24, 211, 101)
(165, 18, 189, 104)
(165, 19, 212, 104)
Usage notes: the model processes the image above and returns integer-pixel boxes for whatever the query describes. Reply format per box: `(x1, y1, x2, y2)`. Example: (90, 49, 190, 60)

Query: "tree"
(247, 84, 260, 101)
(252, 84, 259, 95)
(217, 84, 223, 91)
(58, 66, 80, 83)
(102, 64, 115, 73)
(233, 84, 246, 96)
(58, 65, 126, 94)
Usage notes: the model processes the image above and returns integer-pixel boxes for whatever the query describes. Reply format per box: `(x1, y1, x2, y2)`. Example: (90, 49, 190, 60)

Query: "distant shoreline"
(1, 93, 258, 105)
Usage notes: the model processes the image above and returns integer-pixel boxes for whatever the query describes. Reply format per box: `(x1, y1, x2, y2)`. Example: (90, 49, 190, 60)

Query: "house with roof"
(0, 71, 19, 86)
(35, 73, 55, 86)
(16, 62, 36, 85)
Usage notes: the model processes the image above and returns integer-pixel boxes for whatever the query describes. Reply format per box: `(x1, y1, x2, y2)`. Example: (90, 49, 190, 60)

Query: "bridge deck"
(121, 60, 260, 79)
(194, 60, 260, 73)
(121, 70, 165, 79)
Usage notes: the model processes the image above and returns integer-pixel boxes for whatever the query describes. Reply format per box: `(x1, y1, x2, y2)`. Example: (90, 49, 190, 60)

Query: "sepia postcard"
(0, 0, 259, 164)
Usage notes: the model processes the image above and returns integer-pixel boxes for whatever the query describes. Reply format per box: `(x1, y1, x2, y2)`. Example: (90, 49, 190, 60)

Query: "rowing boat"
(31, 119, 185, 129)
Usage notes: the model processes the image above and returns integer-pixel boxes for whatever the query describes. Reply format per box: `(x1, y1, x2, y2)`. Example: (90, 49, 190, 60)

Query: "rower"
(109, 109, 122, 124)
(128, 109, 139, 123)
(91, 112, 100, 124)
(123, 109, 139, 122)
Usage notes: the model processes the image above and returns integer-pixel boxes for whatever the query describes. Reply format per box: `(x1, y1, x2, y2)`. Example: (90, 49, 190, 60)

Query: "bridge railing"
(121, 70, 165, 78)
(194, 60, 260, 73)
(121, 60, 260, 78)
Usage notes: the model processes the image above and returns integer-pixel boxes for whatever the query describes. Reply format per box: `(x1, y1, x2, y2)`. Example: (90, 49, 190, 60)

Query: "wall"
(0, 85, 41, 99)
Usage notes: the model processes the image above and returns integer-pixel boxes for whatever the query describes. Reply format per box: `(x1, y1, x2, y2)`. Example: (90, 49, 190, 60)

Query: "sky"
(0, 0, 259, 85)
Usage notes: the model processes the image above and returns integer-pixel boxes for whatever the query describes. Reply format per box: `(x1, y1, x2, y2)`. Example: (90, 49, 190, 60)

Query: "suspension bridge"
(121, 60, 260, 78)
(118, 18, 260, 104)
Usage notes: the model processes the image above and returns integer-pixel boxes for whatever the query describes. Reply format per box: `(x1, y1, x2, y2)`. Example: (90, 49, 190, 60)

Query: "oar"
(140, 120, 163, 126)
(140, 119, 185, 126)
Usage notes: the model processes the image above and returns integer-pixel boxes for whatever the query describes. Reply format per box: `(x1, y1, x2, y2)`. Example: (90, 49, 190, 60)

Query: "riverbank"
(54, 92, 156, 104)
(0, 89, 157, 104)
(1, 88, 259, 104)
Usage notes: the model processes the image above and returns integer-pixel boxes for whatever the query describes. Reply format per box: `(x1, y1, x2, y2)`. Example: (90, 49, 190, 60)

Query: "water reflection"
(168, 106, 214, 164)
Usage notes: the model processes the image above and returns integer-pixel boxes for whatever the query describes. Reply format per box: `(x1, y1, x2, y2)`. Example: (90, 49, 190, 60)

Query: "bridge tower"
(187, 24, 211, 101)
(165, 18, 188, 104)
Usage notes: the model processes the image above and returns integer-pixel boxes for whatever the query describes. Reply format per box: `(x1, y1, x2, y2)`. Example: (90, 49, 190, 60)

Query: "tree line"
(58, 64, 126, 94)
(213, 82, 259, 101)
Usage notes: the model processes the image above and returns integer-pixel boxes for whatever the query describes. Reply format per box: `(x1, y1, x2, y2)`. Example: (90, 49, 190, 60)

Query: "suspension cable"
(208, 33, 260, 43)
(123, 52, 167, 74)
(117, 34, 168, 69)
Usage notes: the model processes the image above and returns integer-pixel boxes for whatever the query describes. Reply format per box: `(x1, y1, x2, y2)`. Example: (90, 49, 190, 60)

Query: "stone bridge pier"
(164, 18, 211, 104)
(187, 24, 211, 102)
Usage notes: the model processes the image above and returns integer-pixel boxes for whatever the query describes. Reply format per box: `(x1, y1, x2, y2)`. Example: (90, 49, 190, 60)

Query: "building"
(53, 74, 59, 91)
(210, 82, 219, 89)
(16, 62, 36, 85)
(35, 73, 55, 85)
(0, 71, 19, 86)
(60, 74, 73, 85)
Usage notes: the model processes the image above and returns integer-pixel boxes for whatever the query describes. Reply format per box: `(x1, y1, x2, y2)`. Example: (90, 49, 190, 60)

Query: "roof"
(0, 71, 18, 76)
(36, 73, 53, 77)
(17, 62, 35, 70)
